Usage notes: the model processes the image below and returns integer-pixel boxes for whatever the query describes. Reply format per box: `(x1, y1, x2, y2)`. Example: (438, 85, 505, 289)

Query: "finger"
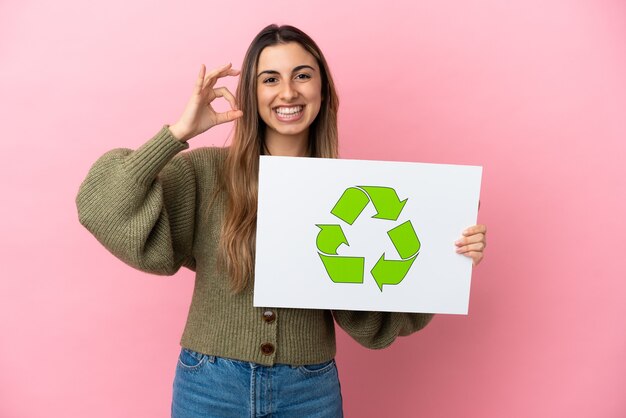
(213, 86, 239, 110)
(455, 233, 485, 247)
(206, 68, 241, 90)
(462, 251, 484, 266)
(456, 242, 485, 254)
(463, 224, 487, 237)
(459, 250, 483, 264)
(202, 63, 240, 90)
(470, 252, 484, 266)
(202, 63, 231, 89)
(214, 109, 244, 125)
(194, 64, 206, 95)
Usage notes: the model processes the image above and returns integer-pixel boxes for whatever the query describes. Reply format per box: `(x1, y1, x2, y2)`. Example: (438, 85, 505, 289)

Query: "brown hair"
(219, 24, 340, 292)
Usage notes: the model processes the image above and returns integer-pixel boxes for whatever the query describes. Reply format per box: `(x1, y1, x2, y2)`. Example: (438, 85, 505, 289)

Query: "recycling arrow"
(371, 220, 421, 291)
(315, 224, 349, 255)
(387, 220, 420, 259)
(359, 186, 407, 221)
(316, 185, 421, 291)
(371, 254, 417, 291)
(318, 253, 365, 284)
(330, 187, 369, 225)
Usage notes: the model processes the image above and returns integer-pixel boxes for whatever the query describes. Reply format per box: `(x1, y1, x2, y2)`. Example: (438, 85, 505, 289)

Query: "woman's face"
(256, 42, 323, 143)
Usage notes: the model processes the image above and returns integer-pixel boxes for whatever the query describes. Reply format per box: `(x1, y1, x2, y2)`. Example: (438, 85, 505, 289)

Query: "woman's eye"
(263, 77, 278, 84)
(296, 73, 311, 80)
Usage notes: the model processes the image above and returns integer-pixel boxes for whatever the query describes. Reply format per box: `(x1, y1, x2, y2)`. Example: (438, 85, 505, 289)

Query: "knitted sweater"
(75, 125, 434, 366)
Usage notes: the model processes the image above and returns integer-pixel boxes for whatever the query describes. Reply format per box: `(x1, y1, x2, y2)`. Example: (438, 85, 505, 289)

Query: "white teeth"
(275, 106, 303, 115)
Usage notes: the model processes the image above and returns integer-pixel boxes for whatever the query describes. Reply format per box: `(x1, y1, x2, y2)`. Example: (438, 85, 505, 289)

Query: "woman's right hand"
(169, 63, 243, 142)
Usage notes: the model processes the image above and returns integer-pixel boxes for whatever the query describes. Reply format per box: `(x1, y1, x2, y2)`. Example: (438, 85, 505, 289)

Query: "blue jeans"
(171, 347, 344, 417)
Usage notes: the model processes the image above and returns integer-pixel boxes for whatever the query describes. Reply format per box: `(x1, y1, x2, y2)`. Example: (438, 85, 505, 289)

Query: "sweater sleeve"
(332, 310, 434, 349)
(75, 125, 198, 275)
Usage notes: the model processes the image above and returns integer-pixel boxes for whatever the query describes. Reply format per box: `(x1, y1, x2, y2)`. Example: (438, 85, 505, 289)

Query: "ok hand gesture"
(169, 63, 244, 142)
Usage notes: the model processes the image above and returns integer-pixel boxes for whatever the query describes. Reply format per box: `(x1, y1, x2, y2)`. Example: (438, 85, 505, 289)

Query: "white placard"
(253, 156, 482, 314)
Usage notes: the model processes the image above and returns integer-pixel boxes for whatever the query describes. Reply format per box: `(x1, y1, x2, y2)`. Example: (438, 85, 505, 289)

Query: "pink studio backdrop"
(1, 0, 624, 417)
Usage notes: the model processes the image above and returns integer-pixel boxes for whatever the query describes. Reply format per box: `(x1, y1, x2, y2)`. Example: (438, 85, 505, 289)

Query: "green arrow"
(330, 187, 370, 225)
(359, 186, 407, 221)
(371, 253, 417, 291)
(387, 220, 420, 259)
(319, 253, 364, 283)
(316, 224, 349, 255)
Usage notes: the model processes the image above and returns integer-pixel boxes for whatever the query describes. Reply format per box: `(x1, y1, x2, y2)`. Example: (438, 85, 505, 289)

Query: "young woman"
(76, 24, 487, 418)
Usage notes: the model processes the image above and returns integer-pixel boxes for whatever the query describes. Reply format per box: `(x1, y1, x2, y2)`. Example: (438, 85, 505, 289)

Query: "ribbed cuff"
(124, 125, 189, 185)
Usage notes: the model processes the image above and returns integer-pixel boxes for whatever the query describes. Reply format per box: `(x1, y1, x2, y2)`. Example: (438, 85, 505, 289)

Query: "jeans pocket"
(177, 348, 209, 371)
(297, 359, 336, 377)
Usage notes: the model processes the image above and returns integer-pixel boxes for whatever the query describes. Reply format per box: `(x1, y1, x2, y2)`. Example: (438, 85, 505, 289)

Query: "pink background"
(1, 0, 625, 417)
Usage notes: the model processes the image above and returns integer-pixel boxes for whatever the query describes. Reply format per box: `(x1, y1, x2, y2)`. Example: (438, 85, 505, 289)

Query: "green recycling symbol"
(316, 186, 421, 291)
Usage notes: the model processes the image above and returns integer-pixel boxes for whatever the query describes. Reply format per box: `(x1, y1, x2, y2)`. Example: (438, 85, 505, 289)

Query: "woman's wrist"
(168, 123, 191, 143)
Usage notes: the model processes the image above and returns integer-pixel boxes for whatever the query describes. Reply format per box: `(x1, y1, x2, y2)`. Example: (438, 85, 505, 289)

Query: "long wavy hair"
(218, 24, 340, 292)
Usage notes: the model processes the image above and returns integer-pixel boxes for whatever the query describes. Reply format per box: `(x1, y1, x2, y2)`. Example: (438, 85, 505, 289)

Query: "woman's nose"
(279, 81, 298, 101)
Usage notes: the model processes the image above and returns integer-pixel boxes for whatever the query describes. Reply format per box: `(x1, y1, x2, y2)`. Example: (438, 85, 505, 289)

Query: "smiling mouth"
(274, 105, 304, 119)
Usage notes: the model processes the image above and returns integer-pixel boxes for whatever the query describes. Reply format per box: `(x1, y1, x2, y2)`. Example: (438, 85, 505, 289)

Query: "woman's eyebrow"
(257, 65, 317, 78)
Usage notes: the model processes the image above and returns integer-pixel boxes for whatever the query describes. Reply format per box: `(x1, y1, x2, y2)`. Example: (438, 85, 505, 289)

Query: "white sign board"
(253, 156, 482, 314)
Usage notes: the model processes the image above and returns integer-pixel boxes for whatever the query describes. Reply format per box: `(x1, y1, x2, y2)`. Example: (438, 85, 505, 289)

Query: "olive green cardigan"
(75, 125, 434, 366)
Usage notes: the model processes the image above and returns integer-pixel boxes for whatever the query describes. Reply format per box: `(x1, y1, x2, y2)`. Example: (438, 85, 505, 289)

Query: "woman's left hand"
(455, 224, 487, 266)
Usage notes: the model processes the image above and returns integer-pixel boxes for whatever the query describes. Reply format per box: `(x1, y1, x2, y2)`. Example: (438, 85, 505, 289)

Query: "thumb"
(215, 109, 244, 125)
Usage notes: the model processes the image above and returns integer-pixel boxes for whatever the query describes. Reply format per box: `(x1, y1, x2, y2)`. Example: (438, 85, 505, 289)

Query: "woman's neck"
(264, 129, 310, 157)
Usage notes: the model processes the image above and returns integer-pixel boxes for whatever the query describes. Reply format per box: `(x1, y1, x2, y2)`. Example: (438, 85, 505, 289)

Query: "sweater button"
(260, 343, 275, 356)
(262, 310, 276, 323)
